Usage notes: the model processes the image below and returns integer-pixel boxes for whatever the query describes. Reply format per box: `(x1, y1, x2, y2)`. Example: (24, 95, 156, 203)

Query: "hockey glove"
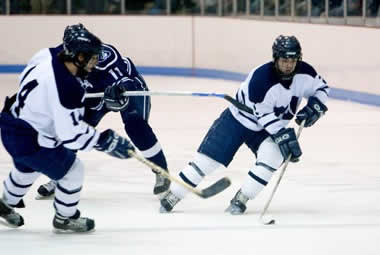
(104, 80, 130, 112)
(296, 96, 328, 128)
(272, 128, 302, 163)
(95, 129, 135, 159)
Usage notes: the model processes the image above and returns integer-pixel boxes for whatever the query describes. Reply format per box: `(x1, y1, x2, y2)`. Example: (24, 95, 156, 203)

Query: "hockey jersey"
(11, 56, 99, 151)
(229, 61, 329, 135)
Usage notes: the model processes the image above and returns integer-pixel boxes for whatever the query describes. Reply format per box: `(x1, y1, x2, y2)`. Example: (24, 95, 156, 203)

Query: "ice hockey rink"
(0, 74, 380, 255)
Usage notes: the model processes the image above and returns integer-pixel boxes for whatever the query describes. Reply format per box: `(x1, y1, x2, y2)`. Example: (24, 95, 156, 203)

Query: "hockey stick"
(127, 150, 231, 199)
(258, 121, 305, 225)
(85, 91, 254, 115)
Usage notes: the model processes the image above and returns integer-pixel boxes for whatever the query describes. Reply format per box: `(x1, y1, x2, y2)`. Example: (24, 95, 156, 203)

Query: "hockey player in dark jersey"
(159, 35, 329, 214)
(0, 27, 136, 232)
(31, 24, 170, 199)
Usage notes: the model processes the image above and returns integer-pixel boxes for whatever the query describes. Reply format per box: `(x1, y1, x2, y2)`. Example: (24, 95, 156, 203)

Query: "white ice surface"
(1, 75, 380, 255)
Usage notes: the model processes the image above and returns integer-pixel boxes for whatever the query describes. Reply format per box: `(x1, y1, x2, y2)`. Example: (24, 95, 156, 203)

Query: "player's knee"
(256, 137, 284, 169)
(58, 158, 84, 190)
(181, 152, 222, 183)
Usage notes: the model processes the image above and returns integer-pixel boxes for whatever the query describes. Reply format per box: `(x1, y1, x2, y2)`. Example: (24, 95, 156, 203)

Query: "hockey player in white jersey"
(159, 35, 329, 214)
(0, 27, 135, 232)
(24, 24, 170, 199)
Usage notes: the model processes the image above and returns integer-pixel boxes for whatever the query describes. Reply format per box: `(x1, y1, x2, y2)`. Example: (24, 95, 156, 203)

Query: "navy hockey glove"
(296, 96, 328, 128)
(104, 80, 130, 112)
(95, 129, 135, 159)
(272, 128, 302, 163)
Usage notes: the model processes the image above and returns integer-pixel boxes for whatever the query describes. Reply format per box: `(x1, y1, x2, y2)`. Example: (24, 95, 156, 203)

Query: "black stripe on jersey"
(61, 126, 90, 146)
(238, 111, 258, 124)
(179, 172, 197, 187)
(9, 173, 33, 188)
(263, 118, 280, 128)
(20, 66, 36, 84)
(248, 171, 268, 186)
(317, 86, 329, 95)
(52, 57, 85, 110)
(79, 131, 97, 150)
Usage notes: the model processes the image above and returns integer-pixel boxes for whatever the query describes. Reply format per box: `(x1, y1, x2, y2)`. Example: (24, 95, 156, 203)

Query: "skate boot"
(36, 180, 56, 200)
(53, 210, 95, 233)
(225, 189, 249, 215)
(153, 172, 171, 195)
(0, 198, 24, 227)
(159, 190, 181, 213)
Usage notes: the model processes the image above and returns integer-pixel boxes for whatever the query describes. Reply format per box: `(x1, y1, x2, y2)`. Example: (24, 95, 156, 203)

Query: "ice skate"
(225, 189, 249, 215)
(153, 172, 170, 195)
(0, 198, 24, 227)
(159, 190, 181, 213)
(53, 210, 95, 233)
(36, 180, 56, 200)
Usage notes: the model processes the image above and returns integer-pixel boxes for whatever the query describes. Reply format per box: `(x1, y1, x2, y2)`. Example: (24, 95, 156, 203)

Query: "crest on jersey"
(78, 79, 93, 90)
(98, 49, 112, 63)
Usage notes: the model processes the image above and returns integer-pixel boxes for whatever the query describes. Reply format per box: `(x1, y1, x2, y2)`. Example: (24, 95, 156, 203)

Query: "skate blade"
(35, 194, 54, 200)
(159, 206, 172, 214)
(53, 228, 96, 234)
(0, 219, 22, 228)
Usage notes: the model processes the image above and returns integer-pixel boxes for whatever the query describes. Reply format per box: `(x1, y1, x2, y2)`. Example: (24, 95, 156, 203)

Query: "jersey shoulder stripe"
(248, 62, 279, 104)
(296, 61, 317, 78)
(52, 57, 85, 110)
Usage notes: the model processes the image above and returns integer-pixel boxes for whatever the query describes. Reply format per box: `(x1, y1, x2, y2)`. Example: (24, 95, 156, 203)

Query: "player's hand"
(104, 79, 130, 112)
(296, 96, 327, 127)
(271, 128, 302, 163)
(95, 129, 134, 159)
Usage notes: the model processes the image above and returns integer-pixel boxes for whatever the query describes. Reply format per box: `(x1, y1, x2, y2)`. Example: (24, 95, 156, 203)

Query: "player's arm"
(52, 95, 135, 159)
(254, 91, 302, 162)
(296, 73, 329, 127)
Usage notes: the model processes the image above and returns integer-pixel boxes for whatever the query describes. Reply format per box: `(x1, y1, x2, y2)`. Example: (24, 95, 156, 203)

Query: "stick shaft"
(85, 91, 253, 114)
(259, 122, 305, 220)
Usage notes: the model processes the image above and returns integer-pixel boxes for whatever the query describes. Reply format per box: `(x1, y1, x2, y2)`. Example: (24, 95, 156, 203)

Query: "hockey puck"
(265, 219, 276, 225)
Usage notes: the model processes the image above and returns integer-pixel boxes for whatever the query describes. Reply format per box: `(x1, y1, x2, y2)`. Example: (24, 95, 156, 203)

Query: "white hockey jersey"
(229, 61, 329, 135)
(11, 56, 100, 151)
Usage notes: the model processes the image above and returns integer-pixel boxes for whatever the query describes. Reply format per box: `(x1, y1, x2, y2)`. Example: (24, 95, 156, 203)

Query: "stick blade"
(199, 177, 231, 198)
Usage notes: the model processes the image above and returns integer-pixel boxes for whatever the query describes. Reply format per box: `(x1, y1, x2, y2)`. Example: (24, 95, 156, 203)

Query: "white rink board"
(0, 75, 380, 255)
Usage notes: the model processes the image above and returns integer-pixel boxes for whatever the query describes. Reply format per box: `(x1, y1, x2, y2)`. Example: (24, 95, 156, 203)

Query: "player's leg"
(160, 109, 248, 212)
(226, 134, 284, 214)
(52, 157, 94, 233)
(28, 145, 94, 232)
(0, 125, 40, 227)
(36, 107, 107, 199)
(0, 163, 40, 227)
(122, 94, 170, 195)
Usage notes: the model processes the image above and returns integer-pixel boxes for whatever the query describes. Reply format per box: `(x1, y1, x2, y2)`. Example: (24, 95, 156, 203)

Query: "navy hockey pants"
(198, 108, 270, 167)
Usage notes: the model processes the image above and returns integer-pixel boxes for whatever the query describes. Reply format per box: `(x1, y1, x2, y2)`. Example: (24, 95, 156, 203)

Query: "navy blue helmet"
(272, 35, 302, 60)
(62, 25, 102, 62)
